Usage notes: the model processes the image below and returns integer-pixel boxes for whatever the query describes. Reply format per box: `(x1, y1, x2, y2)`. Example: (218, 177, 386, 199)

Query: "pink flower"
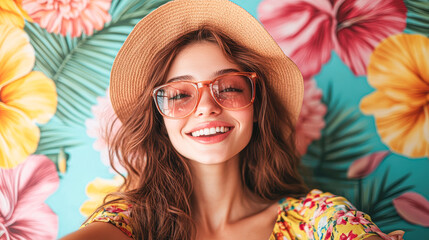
(295, 78, 327, 155)
(258, 0, 407, 77)
(105, 205, 127, 214)
(364, 225, 392, 240)
(303, 197, 316, 209)
(299, 222, 315, 240)
(348, 212, 371, 225)
(339, 231, 358, 240)
(86, 89, 124, 173)
(313, 205, 327, 219)
(22, 0, 112, 37)
(335, 211, 350, 225)
(325, 224, 333, 239)
(347, 151, 389, 179)
(0, 155, 59, 239)
(393, 192, 429, 227)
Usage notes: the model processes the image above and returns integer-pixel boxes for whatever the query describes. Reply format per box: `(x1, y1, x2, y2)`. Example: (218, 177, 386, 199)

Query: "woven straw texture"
(110, 0, 303, 123)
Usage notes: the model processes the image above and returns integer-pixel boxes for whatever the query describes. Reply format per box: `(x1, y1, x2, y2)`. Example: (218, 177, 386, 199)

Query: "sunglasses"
(152, 72, 257, 118)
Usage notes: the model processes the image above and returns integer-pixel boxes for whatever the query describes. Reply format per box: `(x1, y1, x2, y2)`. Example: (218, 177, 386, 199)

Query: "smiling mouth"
(189, 126, 232, 137)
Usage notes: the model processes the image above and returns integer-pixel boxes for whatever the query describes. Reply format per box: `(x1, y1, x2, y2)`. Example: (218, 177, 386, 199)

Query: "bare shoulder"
(60, 222, 133, 240)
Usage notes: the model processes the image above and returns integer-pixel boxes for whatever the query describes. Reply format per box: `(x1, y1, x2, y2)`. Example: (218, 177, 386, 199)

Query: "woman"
(62, 0, 404, 239)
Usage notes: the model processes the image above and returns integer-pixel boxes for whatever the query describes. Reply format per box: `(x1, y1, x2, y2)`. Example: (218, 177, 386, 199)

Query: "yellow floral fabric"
(82, 190, 393, 239)
(270, 190, 391, 240)
(82, 203, 133, 238)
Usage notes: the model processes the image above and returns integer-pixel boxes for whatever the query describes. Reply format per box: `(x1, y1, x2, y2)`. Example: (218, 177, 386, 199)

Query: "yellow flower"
(0, 0, 32, 28)
(360, 34, 429, 158)
(0, 24, 57, 168)
(80, 175, 124, 217)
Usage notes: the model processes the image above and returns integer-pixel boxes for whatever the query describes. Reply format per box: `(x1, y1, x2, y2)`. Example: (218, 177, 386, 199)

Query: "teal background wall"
(0, 0, 428, 239)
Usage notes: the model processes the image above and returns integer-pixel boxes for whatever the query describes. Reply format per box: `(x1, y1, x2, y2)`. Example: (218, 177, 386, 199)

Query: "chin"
(185, 153, 238, 165)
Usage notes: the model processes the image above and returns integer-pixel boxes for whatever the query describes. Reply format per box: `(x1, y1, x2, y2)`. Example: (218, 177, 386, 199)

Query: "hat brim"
(110, 0, 303, 124)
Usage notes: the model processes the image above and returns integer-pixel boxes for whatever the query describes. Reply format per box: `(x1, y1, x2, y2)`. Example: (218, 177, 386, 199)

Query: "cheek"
(235, 107, 254, 140)
(239, 107, 254, 127)
(163, 118, 185, 142)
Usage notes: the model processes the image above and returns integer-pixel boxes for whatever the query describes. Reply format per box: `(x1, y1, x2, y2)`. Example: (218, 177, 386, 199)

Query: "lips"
(190, 126, 231, 137)
(186, 121, 234, 144)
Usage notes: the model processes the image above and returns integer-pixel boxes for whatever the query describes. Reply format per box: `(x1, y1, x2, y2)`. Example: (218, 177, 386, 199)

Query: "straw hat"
(110, 0, 303, 124)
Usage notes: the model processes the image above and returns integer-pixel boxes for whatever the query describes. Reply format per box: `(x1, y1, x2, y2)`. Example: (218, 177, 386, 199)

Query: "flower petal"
(1, 71, 57, 124)
(0, 155, 58, 239)
(7, 204, 58, 240)
(375, 105, 429, 158)
(347, 151, 389, 179)
(0, 167, 16, 219)
(0, 103, 39, 168)
(361, 34, 429, 158)
(295, 78, 327, 155)
(258, 0, 334, 78)
(80, 176, 123, 217)
(22, 0, 112, 37)
(86, 89, 124, 173)
(13, 155, 59, 210)
(393, 192, 429, 227)
(367, 34, 429, 100)
(334, 0, 407, 76)
(0, 9, 25, 28)
(362, 91, 429, 157)
(0, 24, 34, 87)
(0, 0, 32, 27)
(360, 91, 402, 117)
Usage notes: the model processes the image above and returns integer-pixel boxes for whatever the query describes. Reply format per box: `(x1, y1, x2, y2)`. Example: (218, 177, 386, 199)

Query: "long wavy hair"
(99, 26, 308, 240)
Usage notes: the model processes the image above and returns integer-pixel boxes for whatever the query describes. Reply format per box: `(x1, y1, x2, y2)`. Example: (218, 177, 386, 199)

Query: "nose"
(194, 87, 222, 117)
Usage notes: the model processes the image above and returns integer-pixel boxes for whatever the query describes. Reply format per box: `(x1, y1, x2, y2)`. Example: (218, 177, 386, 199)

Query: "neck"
(189, 156, 265, 233)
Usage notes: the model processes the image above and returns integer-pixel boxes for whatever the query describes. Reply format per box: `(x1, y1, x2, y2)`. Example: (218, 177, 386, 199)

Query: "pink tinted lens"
(155, 82, 197, 117)
(212, 75, 253, 109)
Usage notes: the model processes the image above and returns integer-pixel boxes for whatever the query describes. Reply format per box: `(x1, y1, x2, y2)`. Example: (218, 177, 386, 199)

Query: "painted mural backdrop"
(0, 0, 428, 239)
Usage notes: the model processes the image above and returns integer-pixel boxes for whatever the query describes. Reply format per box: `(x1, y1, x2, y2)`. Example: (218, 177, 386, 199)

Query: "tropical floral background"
(0, 0, 428, 239)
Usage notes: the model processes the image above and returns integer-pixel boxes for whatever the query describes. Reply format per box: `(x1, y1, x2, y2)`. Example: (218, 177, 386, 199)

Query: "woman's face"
(163, 41, 254, 165)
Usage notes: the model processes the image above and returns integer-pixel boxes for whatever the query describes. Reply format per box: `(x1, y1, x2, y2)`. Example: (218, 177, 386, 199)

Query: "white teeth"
(190, 126, 231, 137)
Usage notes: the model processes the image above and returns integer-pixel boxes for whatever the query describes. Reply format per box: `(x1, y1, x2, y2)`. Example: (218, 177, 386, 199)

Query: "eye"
(169, 93, 191, 100)
(220, 86, 243, 93)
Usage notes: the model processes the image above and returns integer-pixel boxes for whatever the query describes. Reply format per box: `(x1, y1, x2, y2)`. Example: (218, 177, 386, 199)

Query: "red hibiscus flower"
(339, 231, 358, 240)
(105, 205, 126, 213)
(336, 210, 348, 225)
(349, 212, 371, 225)
(259, 0, 406, 78)
(325, 224, 334, 239)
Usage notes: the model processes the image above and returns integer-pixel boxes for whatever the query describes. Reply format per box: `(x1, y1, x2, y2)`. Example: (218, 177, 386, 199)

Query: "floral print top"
(82, 189, 396, 239)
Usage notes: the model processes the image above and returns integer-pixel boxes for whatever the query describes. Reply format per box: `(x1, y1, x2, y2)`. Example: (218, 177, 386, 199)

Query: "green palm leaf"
(24, 0, 170, 126)
(354, 169, 414, 232)
(35, 117, 86, 155)
(404, 0, 429, 37)
(301, 83, 374, 191)
(35, 116, 85, 173)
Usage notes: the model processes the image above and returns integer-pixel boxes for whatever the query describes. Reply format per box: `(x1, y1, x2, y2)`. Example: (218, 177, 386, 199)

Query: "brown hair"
(101, 26, 308, 240)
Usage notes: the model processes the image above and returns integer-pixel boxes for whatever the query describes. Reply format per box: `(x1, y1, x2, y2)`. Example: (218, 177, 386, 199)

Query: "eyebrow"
(166, 68, 240, 83)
